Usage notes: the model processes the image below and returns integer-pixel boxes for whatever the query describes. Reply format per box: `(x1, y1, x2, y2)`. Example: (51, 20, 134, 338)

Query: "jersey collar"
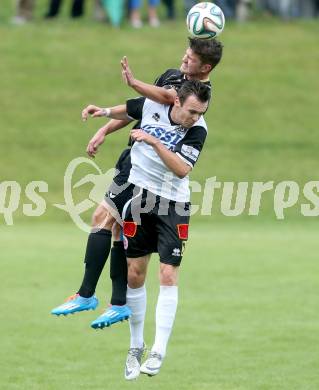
(185, 74, 210, 83)
(168, 105, 179, 126)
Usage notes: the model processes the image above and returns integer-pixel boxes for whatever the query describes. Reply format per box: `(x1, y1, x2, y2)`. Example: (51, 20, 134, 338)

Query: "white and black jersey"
(126, 69, 211, 147)
(126, 97, 208, 203)
(109, 68, 211, 204)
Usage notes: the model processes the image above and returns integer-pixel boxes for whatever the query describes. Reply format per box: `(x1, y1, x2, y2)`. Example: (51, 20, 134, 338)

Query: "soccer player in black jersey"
(51, 38, 223, 330)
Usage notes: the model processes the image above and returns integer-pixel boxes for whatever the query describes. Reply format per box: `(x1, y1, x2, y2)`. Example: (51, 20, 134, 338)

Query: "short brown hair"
(188, 37, 223, 70)
(178, 80, 211, 105)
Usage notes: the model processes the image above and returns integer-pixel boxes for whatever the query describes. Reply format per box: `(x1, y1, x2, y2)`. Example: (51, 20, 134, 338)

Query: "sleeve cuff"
(176, 152, 194, 168)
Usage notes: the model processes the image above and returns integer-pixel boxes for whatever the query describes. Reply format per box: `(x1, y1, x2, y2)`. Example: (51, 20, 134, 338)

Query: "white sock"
(152, 285, 178, 357)
(126, 285, 147, 349)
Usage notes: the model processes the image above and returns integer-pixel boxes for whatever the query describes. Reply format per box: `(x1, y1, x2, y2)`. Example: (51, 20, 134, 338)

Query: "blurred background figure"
(298, 0, 319, 17)
(162, 0, 176, 20)
(184, 0, 197, 14)
(256, 0, 318, 18)
(128, 0, 160, 28)
(93, 0, 106, 21)
(184, 1, 243, 20)
(214, 0, 236, 19)
(101, 0, 125, 26)
(236, 0, 253, 21)
(11, 0, 35, 24)
(44, 0, 85, 19)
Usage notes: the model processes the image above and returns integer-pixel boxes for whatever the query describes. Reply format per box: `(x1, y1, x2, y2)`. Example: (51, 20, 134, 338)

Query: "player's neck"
(186, 74, 210, 83)
(170, 106, 180, 126)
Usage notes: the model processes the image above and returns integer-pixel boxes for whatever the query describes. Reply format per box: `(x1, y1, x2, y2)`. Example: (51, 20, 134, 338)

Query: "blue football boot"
(51, 293, 99, 316)
(91, 305, 132, 329)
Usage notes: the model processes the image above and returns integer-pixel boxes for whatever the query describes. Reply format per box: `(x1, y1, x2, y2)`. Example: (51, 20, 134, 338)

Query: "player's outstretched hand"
(86, 127, 106, 158)
(131, 129, 158, 146)
(121, 56, 135, 87)
(82, 105, 106, 121)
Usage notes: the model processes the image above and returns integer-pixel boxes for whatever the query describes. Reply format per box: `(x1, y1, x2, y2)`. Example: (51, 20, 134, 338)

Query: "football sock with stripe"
(110, 241, 128, 306)
(126, 285, 146, 349)
(152, 285, 178, 357)
(78, 229, 112, 298)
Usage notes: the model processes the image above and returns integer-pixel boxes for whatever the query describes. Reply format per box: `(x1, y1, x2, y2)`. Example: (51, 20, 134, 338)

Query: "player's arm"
(121, 56, 177, 105)
(86, 118, 132, 158)
(126, 97, 189, 178)
(82, 104, 130, 121)
(132, 124, 207, 175)
(131, 129, 191, 179)
(82, 104, 134, 157)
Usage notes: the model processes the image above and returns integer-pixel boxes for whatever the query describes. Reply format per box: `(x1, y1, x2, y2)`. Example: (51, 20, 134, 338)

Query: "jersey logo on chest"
(142, 124, 184, 150)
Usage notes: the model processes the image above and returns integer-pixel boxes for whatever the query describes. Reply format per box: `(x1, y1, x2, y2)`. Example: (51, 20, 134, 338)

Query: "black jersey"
(155, 68, 212, 92)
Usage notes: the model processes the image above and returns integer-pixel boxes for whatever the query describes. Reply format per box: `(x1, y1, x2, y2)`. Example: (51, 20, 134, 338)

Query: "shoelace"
(127, 346, 146, 364)
(128, 348, 142, 359)
(146, 351, 162, 366)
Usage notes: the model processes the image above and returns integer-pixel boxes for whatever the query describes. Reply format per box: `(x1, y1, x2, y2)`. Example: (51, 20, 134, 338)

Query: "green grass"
(0, 6, 319, 389)
(0, 12, 318, 221)
(0, 221, 318, 389)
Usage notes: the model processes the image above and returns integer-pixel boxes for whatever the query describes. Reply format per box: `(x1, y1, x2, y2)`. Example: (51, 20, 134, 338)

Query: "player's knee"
(159, 264, 178, 286)
(128, 262, 145, 288)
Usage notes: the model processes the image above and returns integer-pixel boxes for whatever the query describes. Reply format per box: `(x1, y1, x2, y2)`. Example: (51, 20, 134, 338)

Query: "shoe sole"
(140, 369, 158, 377)
(125, 373, 140, 381)
(91, 315, 130, 329)
(52, 306, 97, 316)
(140, 366, 160, 376)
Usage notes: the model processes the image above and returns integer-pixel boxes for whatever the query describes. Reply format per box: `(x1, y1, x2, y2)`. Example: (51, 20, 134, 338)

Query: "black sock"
(78, 229, 112, 298)
(110, 241, 128, 306)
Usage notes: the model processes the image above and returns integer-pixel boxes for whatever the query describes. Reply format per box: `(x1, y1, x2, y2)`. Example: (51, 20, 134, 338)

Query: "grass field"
(1, 221, 318, 390)
(1, 3, 319, 389)
(1, 10, 319, 221)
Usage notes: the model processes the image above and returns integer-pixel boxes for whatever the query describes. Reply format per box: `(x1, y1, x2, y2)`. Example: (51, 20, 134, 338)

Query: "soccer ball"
(186, 2, 225, 39)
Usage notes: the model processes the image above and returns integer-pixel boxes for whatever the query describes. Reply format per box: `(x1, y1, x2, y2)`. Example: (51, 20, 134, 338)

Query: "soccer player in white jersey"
(86, 80, 210, 379)
(51, 39, 223, 331)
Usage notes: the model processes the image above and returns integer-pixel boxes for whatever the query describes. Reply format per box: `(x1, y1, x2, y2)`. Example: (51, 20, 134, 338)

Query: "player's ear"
(175, 96, 181, 107)
(201, 63, 212, 74)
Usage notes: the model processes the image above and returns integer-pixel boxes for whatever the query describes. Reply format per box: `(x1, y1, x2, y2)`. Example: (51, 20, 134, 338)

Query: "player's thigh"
(92, 201, 116, 230)
(105, 182, 135, 225)
(111, 221, 122, 241)
(156, 201, 190, 267)
(123, 210, 157, 259)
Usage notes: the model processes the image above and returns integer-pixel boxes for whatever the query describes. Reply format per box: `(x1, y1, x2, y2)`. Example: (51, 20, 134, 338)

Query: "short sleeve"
(174, 126, 207, 168)
(126, 97, 146, 120)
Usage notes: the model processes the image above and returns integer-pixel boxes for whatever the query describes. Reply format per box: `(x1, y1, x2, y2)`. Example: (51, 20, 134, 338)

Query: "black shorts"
(105, 182, 135, 223)
(123, 188, 190, 266)
(104, 148, 133, 220)
(112, 148, 132, 187)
